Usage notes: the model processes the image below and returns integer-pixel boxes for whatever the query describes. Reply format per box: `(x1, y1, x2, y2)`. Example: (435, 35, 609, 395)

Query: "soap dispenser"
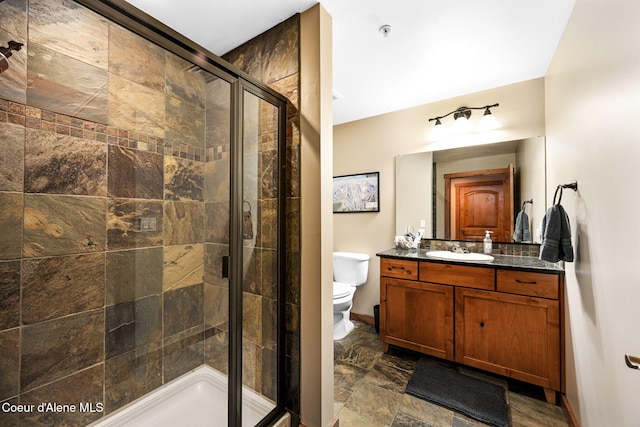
(483, 231, 493, 254)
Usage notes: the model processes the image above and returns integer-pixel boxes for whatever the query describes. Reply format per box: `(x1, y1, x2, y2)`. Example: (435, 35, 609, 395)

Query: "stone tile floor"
(334, 321, 569, 427)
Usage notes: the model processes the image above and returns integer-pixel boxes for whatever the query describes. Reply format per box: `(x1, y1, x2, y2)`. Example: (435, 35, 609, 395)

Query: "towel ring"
(553, 181, 578, 205)
(553, 186, 563, 205)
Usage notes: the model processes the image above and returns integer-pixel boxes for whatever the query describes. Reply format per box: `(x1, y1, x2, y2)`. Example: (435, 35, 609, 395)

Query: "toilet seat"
(333, 281, 352, 299)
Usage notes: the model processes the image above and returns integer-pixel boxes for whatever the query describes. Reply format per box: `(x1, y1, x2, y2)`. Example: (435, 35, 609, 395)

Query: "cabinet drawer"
(380, 258, 419, 280)
(496, 270, 559, 299)
(420, 262, 494, 290)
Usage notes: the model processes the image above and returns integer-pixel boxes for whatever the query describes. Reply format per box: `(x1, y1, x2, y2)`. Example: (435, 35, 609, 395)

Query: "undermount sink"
(425, 250, 494, 263)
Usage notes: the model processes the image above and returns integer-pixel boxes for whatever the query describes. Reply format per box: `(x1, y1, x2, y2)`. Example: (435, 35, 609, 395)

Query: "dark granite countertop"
(376, 248, 564, 274)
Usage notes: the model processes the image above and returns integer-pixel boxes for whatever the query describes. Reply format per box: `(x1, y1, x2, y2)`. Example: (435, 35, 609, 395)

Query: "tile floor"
(333, 321, 569, 427)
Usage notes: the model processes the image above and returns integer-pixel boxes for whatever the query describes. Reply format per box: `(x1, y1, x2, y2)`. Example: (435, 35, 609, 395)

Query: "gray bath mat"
(405, 358, 510, 427)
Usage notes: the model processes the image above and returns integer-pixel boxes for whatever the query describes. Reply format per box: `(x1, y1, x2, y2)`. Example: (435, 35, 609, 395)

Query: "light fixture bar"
(428, 103, 499, 123)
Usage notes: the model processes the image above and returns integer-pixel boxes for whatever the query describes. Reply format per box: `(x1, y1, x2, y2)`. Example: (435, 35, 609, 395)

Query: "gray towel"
(539, 204, 574, 262)
(513, 210, 530, 242)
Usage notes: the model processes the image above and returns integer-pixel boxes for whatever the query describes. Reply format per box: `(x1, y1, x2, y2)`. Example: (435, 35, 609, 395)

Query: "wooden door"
(454, 287, 561, 391)
(444, 166, 514, 241)
(381, 277, 454, 360)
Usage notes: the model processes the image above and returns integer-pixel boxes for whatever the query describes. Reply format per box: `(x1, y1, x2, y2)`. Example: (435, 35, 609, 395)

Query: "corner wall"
(224, 5, 334, 426)
(300, 6, 334, 427)
(545, 0, 640, 425)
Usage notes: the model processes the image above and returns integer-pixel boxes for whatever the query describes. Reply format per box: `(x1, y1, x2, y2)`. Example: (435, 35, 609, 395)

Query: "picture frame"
(333, 172, 380, 213)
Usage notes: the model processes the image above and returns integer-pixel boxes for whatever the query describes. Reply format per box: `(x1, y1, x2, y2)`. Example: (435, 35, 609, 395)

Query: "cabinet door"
(455, 288, 561, 390)
(381, 278, 454, 360)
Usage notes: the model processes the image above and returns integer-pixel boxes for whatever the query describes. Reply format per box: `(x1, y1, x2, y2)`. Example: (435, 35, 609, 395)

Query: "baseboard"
(350, 312, 374, 325)
(561, 394, 580, 427)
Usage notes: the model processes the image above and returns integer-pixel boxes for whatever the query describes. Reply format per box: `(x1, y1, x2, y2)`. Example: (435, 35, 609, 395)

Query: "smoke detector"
(379, 25, 391, 38)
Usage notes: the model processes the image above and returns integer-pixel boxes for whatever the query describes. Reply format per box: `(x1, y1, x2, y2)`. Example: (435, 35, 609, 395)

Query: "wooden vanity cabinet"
(379, 257, 564, 403)
(381, 277, 454, 359)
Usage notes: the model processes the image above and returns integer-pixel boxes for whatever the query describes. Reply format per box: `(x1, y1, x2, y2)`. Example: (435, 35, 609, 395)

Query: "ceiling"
(124, 0, 575, 125)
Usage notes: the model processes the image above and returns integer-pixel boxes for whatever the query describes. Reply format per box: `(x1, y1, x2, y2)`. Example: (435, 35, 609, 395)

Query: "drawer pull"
(515, 279, 538, 285)
(389, 266, 413, 275)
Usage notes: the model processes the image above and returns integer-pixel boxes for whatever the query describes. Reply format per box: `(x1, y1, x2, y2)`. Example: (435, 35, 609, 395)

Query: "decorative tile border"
(422, 239, 540, 258)
(0, 98, 213, 162)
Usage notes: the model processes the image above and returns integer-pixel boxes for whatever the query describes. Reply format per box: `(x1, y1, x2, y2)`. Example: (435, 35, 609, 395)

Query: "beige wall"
(333, 78, 545, 316)
(545, 0, 640, 425)
(300, 5, 334, 427)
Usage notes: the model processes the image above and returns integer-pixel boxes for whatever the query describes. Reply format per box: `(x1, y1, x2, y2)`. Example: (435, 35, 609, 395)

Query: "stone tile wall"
(0, 0, 289, 425)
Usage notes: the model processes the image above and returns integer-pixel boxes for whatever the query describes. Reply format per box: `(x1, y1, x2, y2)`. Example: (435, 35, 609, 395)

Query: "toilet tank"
(333, 252, 370, 286)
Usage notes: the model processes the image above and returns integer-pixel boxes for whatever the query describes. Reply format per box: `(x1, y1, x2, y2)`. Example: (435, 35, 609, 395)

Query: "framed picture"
(333, 172, 380, 213)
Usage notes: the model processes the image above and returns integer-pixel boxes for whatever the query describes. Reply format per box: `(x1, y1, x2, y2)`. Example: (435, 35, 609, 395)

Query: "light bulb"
(477, 108, 501, 131)
(429, 120, 447, 140)
(453, 114, 472, 133)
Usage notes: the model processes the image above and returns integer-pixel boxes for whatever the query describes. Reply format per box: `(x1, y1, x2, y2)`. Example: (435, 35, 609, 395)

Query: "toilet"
(333, 252, 370, 340)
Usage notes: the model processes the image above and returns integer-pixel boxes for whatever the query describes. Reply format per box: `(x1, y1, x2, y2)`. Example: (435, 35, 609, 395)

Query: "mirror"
(396, 137, 546, 244)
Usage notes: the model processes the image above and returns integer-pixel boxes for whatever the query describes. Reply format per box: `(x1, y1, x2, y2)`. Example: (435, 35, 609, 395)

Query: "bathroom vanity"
(377, 248, 565, 403)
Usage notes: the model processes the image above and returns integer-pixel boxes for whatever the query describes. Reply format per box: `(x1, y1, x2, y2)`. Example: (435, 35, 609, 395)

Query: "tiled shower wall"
(0, 0, 296, 425)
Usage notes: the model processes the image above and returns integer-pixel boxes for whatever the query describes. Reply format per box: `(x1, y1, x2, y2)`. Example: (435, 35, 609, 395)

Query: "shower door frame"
(74, 1, 289, 426)
(229, 79, 288, 427)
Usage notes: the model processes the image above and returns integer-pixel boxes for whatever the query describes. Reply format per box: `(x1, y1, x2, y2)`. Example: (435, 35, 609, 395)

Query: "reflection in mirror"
(443, 165, 515, 242)
(395, 137, 546, 244)
(395, 152, 433, 236)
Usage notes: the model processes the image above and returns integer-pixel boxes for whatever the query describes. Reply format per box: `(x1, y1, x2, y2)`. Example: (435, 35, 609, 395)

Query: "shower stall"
(0, 0, 292, 425)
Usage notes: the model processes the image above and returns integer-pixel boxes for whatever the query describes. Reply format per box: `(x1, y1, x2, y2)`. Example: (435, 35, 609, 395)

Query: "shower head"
(0, 40, 24, 74)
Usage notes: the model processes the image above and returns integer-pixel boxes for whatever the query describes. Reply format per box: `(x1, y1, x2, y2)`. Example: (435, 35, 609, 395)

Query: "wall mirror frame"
(396, 137, 547, 245)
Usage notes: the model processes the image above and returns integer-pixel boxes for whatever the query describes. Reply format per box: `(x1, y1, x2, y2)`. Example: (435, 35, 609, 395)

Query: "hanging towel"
(539, 204, 574, 262)
(513, 210, 530, 242)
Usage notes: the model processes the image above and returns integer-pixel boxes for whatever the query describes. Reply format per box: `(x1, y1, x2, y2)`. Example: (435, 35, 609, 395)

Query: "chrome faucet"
(451, 246, 469, 254)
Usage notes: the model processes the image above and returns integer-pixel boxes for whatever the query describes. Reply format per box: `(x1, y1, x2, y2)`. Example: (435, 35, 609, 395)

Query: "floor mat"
(405, 358, 509, 427)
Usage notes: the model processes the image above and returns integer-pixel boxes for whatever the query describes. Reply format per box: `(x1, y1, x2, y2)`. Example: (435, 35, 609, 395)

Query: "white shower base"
(90, 365, 288, 427)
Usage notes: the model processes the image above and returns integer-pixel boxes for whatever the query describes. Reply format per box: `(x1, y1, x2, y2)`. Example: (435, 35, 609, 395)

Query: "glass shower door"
(230, 84, 285, 426)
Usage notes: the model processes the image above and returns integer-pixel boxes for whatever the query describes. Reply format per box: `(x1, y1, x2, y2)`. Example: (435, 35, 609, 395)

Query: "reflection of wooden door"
(445, 166, 514, 241)
(458, 182, 504, 240)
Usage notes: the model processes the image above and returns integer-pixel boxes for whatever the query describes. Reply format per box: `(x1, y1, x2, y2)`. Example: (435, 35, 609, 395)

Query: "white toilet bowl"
(333, 252, 369, 340)
(333, 282, 357, 340)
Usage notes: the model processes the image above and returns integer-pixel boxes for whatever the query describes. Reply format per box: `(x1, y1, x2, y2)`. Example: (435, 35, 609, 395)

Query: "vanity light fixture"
(428, 103, 500, 139)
